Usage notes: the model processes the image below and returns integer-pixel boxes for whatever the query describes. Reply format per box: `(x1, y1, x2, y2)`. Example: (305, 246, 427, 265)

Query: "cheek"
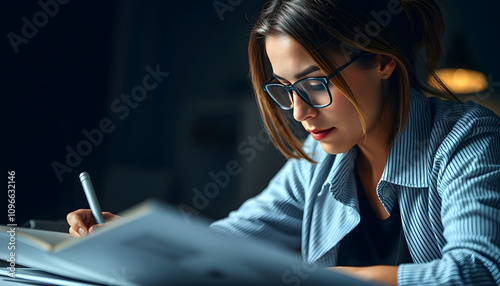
(330, 89, 359, 120)
(346, 71, 384, 121)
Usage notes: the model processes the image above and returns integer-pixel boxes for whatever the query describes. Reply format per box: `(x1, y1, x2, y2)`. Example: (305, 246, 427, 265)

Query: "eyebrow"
(272, 66, 321, 81)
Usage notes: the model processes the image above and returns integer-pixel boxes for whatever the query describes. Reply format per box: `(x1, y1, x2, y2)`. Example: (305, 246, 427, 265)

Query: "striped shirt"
(210, 90, 500, 285)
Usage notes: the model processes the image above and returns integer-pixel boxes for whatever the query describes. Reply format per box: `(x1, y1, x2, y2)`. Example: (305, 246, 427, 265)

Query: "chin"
(318, 142, 353, 155)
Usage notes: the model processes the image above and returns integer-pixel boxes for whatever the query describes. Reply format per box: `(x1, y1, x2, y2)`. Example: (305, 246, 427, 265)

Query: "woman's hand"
(66, 209, 120, 238)
(328, 265, 398, 285)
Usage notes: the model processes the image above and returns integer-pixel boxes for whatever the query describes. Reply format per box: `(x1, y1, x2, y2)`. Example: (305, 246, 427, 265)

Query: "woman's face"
(265, 34, 388, 154)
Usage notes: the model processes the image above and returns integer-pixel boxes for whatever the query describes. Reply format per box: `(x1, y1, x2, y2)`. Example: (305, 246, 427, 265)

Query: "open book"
(0, 199, 373, 285)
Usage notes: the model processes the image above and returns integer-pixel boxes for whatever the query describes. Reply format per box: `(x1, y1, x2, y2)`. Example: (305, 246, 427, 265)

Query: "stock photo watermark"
(441, 73, 500, 123)
(213, 0, 243, 22)
(51, 64, 170, 183)
(106, 266, 136, 285)
(463, 73, 500, 104)
(281, 261, 319, 286)
(6, 171, 17, 278)
(178, 128, 271, 223)
(7, 0, 71, 54)
(340, 0, 403, 59)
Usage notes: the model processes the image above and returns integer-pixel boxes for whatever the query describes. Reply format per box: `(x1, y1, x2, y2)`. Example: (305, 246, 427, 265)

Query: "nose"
(292, 91, 318, 122)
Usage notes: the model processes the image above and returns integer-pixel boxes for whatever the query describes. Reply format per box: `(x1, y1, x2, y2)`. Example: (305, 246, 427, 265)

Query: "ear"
(378, 55, 396, 79)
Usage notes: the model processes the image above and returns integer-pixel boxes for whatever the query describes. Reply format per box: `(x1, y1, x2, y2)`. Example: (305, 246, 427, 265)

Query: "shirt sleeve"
(209, 136, 320, 249)
(398, 116, 500, 285)
(209, 157, 307, 249)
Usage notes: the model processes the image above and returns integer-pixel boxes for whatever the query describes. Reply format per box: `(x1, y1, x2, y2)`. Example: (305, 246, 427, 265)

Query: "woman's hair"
(248, 0, 458, 162)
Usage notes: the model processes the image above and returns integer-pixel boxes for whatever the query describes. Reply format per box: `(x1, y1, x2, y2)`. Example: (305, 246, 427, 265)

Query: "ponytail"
(402, 0, 458, 100)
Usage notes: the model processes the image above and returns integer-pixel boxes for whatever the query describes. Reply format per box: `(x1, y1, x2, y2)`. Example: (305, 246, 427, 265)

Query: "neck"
(357, 143, 390, 176)
(357, 84, 395, 174)
(356, 115, 393, 177)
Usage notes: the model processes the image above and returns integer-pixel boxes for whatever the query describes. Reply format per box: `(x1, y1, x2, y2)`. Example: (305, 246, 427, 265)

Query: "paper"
(0, 199, 377, 285)
(0, 266, 99, 286)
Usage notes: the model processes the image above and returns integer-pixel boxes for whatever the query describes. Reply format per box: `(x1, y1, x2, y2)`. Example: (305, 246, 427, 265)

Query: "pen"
(79, 172, 106, 225)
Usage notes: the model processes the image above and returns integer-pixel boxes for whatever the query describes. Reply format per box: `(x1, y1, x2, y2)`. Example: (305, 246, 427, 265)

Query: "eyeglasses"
(261, 55, 361, 110)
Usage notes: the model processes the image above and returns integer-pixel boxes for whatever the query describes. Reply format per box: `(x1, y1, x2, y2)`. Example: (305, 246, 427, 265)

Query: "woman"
(67, 0, 500, 285)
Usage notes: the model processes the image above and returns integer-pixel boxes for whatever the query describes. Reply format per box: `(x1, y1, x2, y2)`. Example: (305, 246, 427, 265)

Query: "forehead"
(265, 34, 316, 71)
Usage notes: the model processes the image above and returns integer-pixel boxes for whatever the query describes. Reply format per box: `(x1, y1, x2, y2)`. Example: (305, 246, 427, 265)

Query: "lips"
(307, 127, 335, 140)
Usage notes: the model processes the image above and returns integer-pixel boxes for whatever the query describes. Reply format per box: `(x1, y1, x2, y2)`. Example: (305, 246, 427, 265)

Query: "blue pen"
(79, 172, 106, 225)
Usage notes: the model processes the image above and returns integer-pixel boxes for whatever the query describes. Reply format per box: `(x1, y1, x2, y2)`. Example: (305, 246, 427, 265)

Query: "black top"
(337, 167, 413, 266)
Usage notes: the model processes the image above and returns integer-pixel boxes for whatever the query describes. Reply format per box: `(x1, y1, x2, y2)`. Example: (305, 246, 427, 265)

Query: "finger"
(67, 209, 96, 226)
(66, 211, 83, 235)
(66, 209, 95, 234)
(89, 224, 104, 234)
(88, 215, 121, 234)
(69, 226, 78, 238)
(68, 226, 86, 238)
(102, 212, 119, 221)
(106, 216, 122, 224)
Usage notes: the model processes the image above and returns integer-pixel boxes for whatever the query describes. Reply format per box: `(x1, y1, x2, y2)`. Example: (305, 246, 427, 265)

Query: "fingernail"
(89, 225, 100, 234)
(78, 228, 85, 237)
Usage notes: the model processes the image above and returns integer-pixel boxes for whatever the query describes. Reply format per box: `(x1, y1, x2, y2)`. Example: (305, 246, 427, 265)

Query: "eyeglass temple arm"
(326, 54, 363, 80)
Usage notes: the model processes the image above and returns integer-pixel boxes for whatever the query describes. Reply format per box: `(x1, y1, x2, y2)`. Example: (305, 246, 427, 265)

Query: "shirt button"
(382, 187, 391, 198)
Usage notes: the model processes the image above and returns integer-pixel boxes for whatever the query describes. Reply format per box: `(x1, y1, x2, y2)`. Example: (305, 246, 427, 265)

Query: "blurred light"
(430, 68, 488, 94)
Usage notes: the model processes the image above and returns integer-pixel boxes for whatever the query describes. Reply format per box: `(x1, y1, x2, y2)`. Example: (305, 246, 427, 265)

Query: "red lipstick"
(307, 127, 335, 140)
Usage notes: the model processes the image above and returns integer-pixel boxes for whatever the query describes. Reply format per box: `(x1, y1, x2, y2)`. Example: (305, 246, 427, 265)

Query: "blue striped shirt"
(210, 90, 500, 285)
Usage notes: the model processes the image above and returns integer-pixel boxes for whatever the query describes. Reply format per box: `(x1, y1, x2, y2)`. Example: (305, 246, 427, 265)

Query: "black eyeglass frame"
(261, 54, 362, 110)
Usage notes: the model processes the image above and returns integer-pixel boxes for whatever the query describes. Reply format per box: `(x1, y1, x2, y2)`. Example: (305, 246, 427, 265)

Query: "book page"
(52, 200, 373, 286)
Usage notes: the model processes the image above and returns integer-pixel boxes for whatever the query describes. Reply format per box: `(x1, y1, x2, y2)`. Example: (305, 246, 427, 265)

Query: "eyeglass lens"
(267, 79, 330, 108)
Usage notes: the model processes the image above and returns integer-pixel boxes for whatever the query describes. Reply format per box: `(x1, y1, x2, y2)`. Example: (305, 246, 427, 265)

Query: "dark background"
(2, 0, 500, 227)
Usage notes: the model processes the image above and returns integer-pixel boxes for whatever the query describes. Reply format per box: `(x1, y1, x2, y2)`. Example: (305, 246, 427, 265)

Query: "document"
(0, 199, 375, 285)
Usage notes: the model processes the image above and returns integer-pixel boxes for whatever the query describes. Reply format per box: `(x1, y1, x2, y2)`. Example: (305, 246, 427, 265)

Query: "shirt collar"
(326, 146, 358, 204)
(381, 89, 431, 188)
(323, 89, 431, 196)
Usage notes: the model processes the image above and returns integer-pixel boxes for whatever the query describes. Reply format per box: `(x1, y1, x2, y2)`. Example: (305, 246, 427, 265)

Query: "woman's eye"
(310, 84, 324, 91)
